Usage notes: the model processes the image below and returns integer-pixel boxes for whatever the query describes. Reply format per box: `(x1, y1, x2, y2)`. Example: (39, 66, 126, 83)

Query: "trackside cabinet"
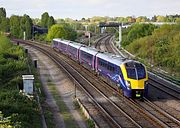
(22, 75, 34, 95)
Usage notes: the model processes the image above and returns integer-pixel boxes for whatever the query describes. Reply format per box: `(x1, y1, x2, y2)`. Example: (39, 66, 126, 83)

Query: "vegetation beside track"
(118, 23, 180, 79)
(47, 82, 79, 128)
(0, 35, 41, 127)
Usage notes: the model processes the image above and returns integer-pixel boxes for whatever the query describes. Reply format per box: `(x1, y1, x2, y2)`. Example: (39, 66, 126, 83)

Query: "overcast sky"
(1, 0, 180, 19)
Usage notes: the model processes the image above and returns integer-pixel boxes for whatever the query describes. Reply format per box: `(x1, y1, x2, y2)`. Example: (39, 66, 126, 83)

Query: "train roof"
(68, 42, 83, 49)
(53, 38, 70, 45)
(80, 46, 99, 56)
(96, 52, 128, 66)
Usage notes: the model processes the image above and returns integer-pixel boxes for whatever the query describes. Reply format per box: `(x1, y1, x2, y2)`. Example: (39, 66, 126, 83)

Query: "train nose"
(130, 80, 144, 89)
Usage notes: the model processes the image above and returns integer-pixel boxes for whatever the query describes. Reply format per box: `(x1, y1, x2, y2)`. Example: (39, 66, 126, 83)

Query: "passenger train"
(52, 38, 148, 98)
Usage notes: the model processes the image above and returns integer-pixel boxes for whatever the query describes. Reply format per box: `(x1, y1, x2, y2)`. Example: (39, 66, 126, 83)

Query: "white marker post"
(23, 31, 26, 40)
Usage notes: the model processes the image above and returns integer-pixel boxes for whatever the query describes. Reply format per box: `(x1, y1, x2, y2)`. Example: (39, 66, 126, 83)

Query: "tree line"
(0, 7, 77, 41)
(1, 7, 180, 41)
(0, 8, 33, 39)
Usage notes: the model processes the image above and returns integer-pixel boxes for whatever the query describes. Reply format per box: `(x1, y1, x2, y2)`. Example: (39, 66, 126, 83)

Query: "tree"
(156, 15, 166, 22)
(41, 12, 49, 28)
(47, 24, 77, 41)
(81, 18, 85, 21)
(1, 17, 9, 32)
(25, 16, 33, 39)
(20, 15, 26, 38)
(32, 18, 41, 25)
(126, 16, 136, 23)
(48, 16, 55, 29)
(0, 111, 14, 128)
(64, 24, 77, 41)
(166, 15, 174, 22)
(19, 15, 32, 39)
(126, 24, 180, 76)
(10, 15, 20, 38)
(116, 17, 128, 23)
(175, 18, 180, 23)
(0, 7, 6, 20)
(47, 24, 66, 41)
(136, 16, 148, 22)
(122, 23, 156, 46)
(0, 7, 7, 31)
(151, 15, 157, 22)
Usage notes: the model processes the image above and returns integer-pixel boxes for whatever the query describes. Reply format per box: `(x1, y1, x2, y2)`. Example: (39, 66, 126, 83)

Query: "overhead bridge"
(99, 22, 132, 28)
(99, 22, 122, 27)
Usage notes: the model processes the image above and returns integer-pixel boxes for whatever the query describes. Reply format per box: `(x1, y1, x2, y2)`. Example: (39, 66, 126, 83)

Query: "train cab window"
(136, 63, 146, 79)
(125, 62, 146, 80)
(126, 68, 137, 79)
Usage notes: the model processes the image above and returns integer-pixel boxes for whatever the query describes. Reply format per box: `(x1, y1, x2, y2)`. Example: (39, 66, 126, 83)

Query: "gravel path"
(24, 45, 87, 128)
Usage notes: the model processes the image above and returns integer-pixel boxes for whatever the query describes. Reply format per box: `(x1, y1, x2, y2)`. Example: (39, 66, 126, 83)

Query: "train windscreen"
(125, 62, 146, 80)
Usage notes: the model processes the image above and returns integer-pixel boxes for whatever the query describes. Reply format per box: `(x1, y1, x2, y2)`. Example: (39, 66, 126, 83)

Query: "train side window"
(112, 67, 115, 72)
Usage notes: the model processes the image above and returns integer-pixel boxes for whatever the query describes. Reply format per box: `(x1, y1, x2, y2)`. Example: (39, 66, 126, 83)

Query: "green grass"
(48, 82, 79, 128)
(73, 99, 96, 128)
(43, 106, 54, 128)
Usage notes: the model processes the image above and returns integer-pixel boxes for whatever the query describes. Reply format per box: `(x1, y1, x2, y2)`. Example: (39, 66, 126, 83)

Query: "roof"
(80, 46, 99, 56)
(96, 52, 127, 66)
(22, 75, 34, 80)
(68, 42, 83, 49)
(53, 38, 62, 42)
(53, 38, 70, 45)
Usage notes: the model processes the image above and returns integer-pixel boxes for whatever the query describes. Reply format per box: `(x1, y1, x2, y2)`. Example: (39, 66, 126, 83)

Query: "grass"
(48, 82, 79, 128)
(73, 99, 95, 128)
(43, 106, 54, 128)
(27, 55, 53, 128)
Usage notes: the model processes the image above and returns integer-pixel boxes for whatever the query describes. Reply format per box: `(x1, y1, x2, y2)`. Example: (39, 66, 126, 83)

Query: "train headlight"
(125, 80, 131, 89)
(145, 81, 148, 85)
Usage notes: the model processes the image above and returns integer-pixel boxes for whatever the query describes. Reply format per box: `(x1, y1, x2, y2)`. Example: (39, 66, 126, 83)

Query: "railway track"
(13, 40, 142, 127)
(94, 35, 180, 126)
(133, 98, 180, 128)
(94, 34, 113, 52)
(94, 35, 180, 99)
(148, 78, 180, 100)
(93, 35, 108, 49)
(95, 35, 125, 56)
(14, 39, 168, 127)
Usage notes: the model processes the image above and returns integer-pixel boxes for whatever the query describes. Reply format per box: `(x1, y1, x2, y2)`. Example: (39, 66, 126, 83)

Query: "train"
(52, 38, 148, 98)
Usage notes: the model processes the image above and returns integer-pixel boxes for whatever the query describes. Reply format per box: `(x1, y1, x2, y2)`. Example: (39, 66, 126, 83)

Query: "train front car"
(121, 61, 148, 98)
(52, 38, 60, 49)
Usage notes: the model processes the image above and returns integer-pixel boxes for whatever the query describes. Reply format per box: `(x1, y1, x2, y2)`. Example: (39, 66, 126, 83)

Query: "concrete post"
(33, 59, 37, 68)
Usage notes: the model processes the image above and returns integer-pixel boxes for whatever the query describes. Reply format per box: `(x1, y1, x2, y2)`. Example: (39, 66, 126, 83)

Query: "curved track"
(94, 35, 180, 127)
(13, 39, 172, 127)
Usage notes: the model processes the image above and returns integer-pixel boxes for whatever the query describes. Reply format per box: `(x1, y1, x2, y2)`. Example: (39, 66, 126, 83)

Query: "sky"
(1, 0, 180, 20)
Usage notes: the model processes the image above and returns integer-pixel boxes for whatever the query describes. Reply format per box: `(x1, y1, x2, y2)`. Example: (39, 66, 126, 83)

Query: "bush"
(126, 24, 180, 77)
(0, 35, 41, 127)
(121, 23, 156, 46)
(87, 119, 95, 128)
